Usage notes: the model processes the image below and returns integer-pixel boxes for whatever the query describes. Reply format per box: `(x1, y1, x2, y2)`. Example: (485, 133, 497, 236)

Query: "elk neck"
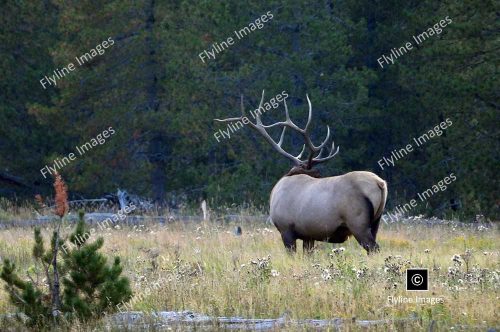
(285, 166, 322, 178)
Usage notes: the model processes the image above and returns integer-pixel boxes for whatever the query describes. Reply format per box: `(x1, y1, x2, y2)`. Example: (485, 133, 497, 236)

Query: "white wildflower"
(321, 269, 332, 280)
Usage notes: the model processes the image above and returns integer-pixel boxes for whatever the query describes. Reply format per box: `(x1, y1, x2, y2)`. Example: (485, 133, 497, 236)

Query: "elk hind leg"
(280, 229, 297, 253)
(352, 228, 379, 254)
(349, 210, 379, 254)
(349, 198, 380, 254)
(371, 216, 381, 241)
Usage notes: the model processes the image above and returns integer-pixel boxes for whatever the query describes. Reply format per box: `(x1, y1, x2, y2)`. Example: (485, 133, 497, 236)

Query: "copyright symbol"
(411, 274, 423, 286)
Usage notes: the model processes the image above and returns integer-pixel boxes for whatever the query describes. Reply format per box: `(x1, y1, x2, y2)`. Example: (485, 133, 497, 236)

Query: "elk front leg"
(280, 230, 297, 253)
(303, 239, 315, 254)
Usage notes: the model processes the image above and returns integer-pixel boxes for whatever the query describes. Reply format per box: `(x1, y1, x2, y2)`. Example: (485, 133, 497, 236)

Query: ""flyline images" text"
(378, 118, 452, 170)
(39, 37, 115, 89)
(377, 16, 452, 68)
(213, 91, 288, 142)
(40, 127, 115, 178)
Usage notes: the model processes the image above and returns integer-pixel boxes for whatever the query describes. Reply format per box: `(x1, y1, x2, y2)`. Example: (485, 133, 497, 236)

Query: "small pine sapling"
(0, 175, 132, 327)
(61, 210, 133, 320)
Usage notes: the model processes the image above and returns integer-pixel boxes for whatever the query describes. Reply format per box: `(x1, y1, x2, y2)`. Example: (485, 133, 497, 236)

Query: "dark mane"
(285, 166, 322, 178)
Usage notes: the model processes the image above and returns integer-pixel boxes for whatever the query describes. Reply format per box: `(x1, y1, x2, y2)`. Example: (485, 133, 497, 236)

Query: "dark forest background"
(0, 0, 498, 219)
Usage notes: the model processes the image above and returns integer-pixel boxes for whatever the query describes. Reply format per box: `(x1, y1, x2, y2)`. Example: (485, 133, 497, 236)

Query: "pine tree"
(1, 172, 131, 329)
(1, 0, 496, 219)
(1, 210, 132, 326)
(61, 211, 132, 320)
(0, 1, 61, 196)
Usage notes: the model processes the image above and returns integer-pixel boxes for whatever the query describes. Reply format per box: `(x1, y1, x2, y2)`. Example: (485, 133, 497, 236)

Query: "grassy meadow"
(0, 214, 498, 331)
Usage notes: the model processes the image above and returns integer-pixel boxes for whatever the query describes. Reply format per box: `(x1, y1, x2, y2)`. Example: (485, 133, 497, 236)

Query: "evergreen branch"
(5, 285, 28, 307)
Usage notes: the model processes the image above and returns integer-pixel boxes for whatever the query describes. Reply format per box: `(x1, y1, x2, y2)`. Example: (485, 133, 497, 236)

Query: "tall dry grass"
(0, 217, 498, 331)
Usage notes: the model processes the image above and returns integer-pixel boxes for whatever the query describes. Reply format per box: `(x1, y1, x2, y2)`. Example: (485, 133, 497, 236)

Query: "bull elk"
(215, 91, 387, 254)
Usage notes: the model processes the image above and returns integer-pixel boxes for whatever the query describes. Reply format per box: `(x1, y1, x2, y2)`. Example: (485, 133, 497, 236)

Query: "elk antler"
(214, 91, 339, 169)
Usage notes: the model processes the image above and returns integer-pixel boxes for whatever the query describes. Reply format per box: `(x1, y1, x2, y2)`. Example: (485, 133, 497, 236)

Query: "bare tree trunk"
(144, 0, 167, 203)
(51, 220, 61, 319)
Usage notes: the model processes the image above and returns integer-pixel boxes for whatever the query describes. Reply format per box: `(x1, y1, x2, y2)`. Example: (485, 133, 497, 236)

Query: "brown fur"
(285, 166, 322, 178)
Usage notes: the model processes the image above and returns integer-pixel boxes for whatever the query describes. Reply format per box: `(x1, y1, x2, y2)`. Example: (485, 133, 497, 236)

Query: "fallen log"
(106, 310, 418, 330)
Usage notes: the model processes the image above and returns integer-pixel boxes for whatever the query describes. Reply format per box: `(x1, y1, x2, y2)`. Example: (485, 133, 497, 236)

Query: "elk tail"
(374, 180, 388, 221)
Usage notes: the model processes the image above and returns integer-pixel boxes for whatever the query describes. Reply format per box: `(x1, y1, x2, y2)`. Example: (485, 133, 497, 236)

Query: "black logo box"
(406, 268, 429, 291)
